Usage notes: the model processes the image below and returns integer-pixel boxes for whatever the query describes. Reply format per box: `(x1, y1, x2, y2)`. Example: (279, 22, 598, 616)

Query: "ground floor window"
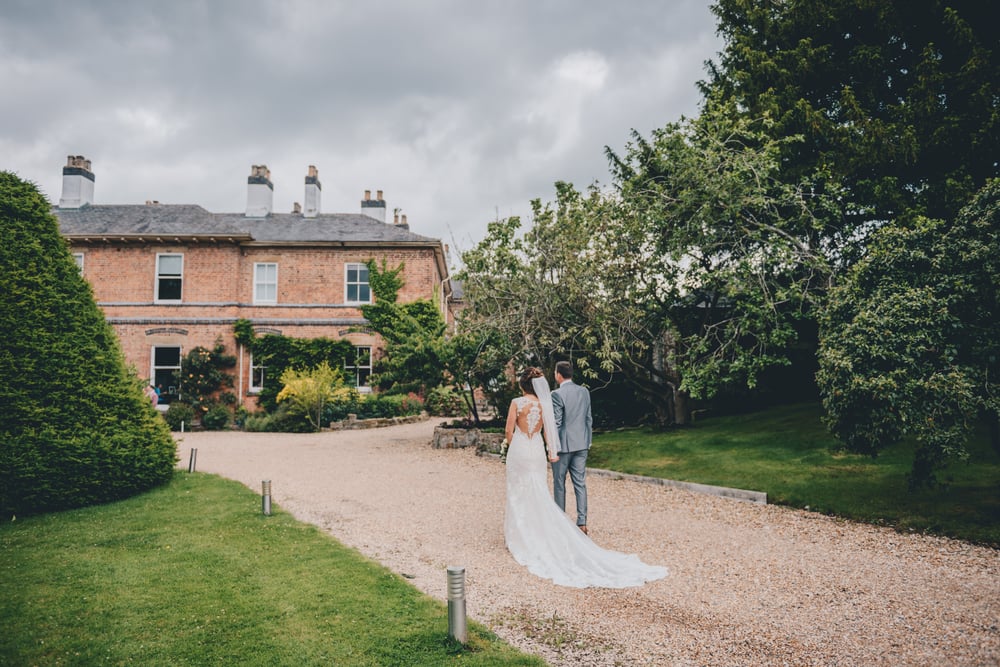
(249, 354, 265, 393)
(346, 346, 372, 391)
(152, 346, 181, 404)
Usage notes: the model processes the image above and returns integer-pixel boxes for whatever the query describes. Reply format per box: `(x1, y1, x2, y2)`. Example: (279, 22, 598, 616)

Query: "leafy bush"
(243, 332, 354, 412)
(425, 385, 467, 417)
(0, 172, 177, 517)
(243, 404, 313, 432)
(179, 341, 236, 410)
(164, 403, 196, 432)
(356, 393, 424, 419)
(200, 405, 231, 431)
(277, 362, 358, 432)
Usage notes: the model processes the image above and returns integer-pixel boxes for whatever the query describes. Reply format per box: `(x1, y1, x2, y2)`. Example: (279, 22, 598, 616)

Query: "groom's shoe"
(579, 525, 588, 535)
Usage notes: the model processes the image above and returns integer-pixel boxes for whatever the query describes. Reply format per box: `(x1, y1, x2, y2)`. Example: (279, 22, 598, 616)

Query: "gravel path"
(175, 419, 999, 666)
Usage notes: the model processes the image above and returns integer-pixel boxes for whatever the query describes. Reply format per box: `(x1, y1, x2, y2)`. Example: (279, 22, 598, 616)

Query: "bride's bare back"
(506, 395, 542, 441)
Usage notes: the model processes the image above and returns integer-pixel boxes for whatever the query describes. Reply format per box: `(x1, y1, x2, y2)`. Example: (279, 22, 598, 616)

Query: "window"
(346, 346, 372, 390)
(156, 253, 183, 301)
(73, 253, 84, 272)
(249, 354, 265, 393)
(152, 346, 181, 404)
(254, 263, 278, 304)
(345, 263, 371, 304)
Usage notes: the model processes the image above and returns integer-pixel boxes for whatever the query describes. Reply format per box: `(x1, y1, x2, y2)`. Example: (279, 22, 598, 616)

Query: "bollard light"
(188, 448, 197, 473)
(447, 566, 467, 644)
(262, 480, 272, 516)
(180, 420, 185, 433)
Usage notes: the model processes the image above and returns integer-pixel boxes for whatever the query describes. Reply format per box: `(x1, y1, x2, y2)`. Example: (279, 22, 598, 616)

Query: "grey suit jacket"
(551, 380, 592, 453)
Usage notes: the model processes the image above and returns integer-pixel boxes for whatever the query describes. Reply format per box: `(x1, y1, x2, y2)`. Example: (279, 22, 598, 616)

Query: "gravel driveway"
(175, 419, 999, 666)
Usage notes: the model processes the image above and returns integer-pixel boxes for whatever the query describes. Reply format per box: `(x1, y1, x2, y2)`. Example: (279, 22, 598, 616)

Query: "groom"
(550, 361, 593, 535)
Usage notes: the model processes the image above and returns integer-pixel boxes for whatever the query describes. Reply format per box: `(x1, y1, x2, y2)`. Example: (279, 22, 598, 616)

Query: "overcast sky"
(1, 0, 722, 265)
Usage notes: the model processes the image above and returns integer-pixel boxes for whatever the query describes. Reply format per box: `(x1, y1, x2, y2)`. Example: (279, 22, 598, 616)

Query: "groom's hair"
(555, 361, 573, 379)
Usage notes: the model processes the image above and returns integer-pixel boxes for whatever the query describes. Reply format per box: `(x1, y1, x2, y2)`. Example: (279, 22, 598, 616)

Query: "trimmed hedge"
(0, 172, 178, 517)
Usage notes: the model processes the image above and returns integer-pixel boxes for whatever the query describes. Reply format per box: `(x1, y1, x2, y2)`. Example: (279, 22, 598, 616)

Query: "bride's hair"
(519, 367, 544, 395)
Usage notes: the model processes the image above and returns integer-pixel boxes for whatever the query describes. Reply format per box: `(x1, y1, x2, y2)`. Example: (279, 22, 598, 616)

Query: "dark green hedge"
(0, 172, 177, 517)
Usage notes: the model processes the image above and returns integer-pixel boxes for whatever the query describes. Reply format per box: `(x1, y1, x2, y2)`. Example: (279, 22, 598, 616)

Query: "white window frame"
(253, 262, 278, 304)
(346, 346, 372, 392)
(345, 263, 372, 304)
(151, 345, 182, 402)
(249, 353, 265, 393)
(73, 253, 84, 272)
(155, 253, 184, 302)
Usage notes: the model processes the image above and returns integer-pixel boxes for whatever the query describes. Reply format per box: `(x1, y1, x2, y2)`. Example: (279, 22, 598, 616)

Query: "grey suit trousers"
(551, 449, 588, 526)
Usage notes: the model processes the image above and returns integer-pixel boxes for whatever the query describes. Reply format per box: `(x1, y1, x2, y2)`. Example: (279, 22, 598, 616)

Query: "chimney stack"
(361, 188, 386, 222)
(303, 165, 321, 217)
(245, 164, 273, 217)
(59, 155, 95, 208)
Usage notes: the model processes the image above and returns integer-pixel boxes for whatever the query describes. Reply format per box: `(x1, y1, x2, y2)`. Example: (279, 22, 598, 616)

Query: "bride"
(503, 367, 668, 588)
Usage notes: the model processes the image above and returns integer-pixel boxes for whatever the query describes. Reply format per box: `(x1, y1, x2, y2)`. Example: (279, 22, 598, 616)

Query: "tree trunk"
(465, 385, 481, 425)
(673, 389, 690, 426)
(990, 410, 1000, 457)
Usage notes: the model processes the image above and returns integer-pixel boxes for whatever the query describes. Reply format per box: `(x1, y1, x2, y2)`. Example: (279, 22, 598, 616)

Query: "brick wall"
(72, 241, 448, 410)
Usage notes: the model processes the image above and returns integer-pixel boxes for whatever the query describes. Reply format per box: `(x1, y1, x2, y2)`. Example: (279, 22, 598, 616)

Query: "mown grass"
(0, 473, 545, 667)
(589, 402, 1000, 546)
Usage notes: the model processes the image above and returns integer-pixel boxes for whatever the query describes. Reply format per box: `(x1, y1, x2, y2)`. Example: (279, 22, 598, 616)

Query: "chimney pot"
(304, 165, 321, 217)
(246, 163, 274, 217)
(376, 189, 383, 201)
(360, 189, 387, 222)
(293, 202, 302, 214)
(59, 154, 95, 208)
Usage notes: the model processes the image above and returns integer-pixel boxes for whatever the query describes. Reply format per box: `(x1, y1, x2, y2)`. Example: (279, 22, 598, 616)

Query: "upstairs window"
(345, 263, 371, 304)
(254, 263, 278, 304)
(73, 253, 84, 272)
(156, 253, 183, 301)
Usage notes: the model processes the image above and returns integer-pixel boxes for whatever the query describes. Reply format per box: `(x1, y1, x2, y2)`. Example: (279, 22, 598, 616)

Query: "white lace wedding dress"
(504, 396, 668, 588)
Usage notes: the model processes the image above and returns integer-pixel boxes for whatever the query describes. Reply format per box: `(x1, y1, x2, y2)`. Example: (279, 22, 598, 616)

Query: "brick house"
(53, 156, 454, 409)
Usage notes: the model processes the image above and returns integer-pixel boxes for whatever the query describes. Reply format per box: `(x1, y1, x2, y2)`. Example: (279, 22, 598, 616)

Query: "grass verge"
(589, 402, 1000, 546)
(0, 473, 544, 667)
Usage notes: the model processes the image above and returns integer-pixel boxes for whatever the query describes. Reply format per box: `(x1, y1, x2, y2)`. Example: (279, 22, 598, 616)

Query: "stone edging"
(327, 412, 429, 431)
(477, 450, 767, 505)
(586, 467, 767, 505)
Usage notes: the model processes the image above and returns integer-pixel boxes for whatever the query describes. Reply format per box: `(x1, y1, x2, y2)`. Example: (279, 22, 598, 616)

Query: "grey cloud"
(1, 0, 721, 252)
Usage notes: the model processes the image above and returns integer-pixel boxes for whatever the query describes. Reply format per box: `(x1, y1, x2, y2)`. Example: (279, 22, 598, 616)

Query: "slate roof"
(55, 205, 440, 245)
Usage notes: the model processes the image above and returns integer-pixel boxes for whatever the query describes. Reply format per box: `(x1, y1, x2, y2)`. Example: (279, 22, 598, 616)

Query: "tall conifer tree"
(0, 172, 177, 516)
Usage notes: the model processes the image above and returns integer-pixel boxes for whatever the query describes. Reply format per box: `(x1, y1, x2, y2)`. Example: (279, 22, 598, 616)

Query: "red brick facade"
(53, 159, 453, 411)
(69, 240, 450, 409)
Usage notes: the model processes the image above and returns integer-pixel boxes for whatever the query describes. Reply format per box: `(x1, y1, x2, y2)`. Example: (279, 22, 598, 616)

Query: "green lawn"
(589, 402, 1000, 546)
(0, 473, 544, 667)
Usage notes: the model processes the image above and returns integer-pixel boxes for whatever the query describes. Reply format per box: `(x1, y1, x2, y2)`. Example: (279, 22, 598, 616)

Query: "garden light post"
(262, 480, 272, 516)
(447, 566, 467, 643)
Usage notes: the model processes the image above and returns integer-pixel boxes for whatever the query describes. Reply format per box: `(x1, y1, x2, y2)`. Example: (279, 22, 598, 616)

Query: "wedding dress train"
(504, 398, 668, 588)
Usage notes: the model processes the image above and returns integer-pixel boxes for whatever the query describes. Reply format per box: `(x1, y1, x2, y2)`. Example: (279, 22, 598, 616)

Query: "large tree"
(459, 108, 837, 425)
(360, 259, 450, 396)
(817, 179, 1000, 486)
(704, 0, 999, 232)
(0, 172, 177, 517)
